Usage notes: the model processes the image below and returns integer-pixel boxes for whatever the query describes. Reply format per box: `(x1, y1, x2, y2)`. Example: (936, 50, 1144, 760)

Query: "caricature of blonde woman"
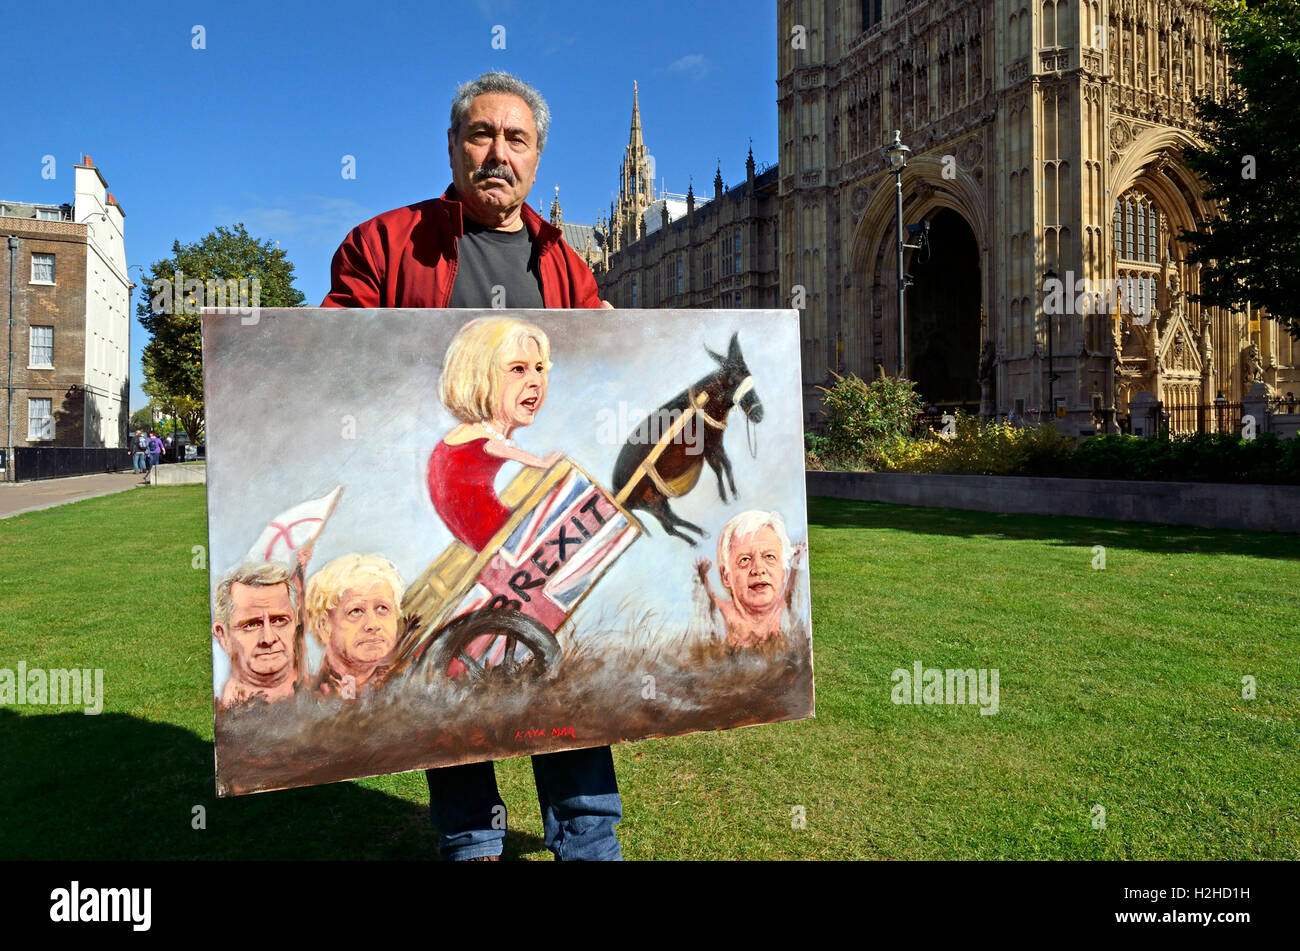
(428, 316, 563, 550)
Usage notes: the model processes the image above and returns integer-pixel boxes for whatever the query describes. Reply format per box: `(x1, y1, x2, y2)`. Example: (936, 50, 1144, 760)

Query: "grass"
(0, 486, 1296, 859)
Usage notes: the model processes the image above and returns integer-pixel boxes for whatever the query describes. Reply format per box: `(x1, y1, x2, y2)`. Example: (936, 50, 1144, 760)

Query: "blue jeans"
(148, 452, 160, 468)
(425, 746, 622, 861)
(133, 451, 147, 473)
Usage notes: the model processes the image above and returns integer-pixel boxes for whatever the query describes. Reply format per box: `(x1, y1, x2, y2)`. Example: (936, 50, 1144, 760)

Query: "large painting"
(202, 307, 814, 795)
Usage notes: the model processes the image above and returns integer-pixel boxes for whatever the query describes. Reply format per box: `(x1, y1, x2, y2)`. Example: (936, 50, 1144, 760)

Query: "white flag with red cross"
(244, 486, 344, 564)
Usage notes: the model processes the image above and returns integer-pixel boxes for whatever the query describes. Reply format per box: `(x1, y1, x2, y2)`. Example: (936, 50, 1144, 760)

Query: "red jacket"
(321, 185, 601, 309)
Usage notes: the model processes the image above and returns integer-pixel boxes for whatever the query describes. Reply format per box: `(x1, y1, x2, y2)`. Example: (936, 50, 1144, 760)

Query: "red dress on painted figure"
(426, 436, 527, 676)
(426, 437, 512, 551)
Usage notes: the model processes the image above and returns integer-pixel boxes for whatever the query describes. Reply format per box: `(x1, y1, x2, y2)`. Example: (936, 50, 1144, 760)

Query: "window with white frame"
(28, 398, 53, 441)
(31, 252, 54, 283)
(36, 208, 61, 221)
(29, 325, 53, 367)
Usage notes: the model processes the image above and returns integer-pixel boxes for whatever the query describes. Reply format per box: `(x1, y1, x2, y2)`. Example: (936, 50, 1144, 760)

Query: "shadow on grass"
(808, 497, 1300, 561)
(0, 709, 546, 861)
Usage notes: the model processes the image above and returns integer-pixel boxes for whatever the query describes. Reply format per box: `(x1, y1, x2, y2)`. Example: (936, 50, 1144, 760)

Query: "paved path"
(0, 471, 145, 519)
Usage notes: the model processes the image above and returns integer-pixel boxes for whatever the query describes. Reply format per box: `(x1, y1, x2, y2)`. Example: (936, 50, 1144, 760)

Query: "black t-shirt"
(448, 219, 544, 309)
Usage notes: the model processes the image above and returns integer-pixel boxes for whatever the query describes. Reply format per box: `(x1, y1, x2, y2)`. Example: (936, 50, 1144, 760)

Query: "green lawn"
(1, 485, 1296, 859)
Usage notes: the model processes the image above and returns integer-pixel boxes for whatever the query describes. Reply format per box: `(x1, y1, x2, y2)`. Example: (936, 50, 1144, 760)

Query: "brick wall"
(0, 220, 89, 449)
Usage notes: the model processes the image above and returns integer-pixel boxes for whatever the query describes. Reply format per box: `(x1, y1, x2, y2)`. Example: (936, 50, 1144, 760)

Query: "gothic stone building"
(596, 85, 782, 314)
(778, 0, 1298, 428)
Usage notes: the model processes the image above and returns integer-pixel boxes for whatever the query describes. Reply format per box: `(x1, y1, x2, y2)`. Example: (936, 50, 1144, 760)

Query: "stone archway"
(846, 155, 989, 395)
(905, 208, 982, 407)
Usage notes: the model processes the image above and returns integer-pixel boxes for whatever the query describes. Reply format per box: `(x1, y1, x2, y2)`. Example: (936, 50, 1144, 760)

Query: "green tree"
(136, 224, 306, 439)
(1181, 0, 1300, 339)
(128, 406, 154, 432)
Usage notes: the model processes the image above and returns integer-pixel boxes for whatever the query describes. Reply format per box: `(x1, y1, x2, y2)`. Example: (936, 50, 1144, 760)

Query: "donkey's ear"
(728, 332, 743, 361)
(705, 343, 726, 364)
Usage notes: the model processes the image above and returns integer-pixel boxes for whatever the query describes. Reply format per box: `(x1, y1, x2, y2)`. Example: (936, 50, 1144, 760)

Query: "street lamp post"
(1044, 267, 1062, 418)
(884, 131, 912, 377)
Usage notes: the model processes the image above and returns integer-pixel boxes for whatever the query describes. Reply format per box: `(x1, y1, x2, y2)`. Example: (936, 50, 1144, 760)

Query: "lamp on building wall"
(883, 130, 912, 377)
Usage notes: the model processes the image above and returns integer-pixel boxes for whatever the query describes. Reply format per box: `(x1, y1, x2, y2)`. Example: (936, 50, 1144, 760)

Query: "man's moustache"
(473, 165, 516, 184)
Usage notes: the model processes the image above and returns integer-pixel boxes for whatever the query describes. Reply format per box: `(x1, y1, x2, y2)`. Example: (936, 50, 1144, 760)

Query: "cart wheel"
(423, 607, 561, 682)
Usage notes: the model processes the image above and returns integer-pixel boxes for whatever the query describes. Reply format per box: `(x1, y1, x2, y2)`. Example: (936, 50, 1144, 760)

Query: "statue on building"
(977, 340, 997, 418)
(1166, 267, 1182, 318)
(1242, 341, 1264, 387)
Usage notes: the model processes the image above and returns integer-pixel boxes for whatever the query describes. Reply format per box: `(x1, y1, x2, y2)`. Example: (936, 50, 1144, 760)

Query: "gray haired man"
(321, 71, 622, 862)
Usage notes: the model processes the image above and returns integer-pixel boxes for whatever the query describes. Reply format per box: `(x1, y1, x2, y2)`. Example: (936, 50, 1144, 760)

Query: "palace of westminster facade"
(564, 1, 1297, 429)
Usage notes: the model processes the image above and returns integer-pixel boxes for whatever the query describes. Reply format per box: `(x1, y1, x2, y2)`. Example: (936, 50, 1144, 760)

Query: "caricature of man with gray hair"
(695, 510, 805, 648)
(212, 561, 300, 708)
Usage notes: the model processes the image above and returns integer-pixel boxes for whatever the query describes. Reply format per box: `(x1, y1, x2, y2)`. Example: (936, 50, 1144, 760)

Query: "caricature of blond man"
(305, 554, 406, 699)
(695, 510, 804, 648)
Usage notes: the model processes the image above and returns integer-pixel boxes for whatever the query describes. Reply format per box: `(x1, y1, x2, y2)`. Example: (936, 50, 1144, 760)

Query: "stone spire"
(630, 80, 643, 148)
(549, 185, 562, 226)
(614, 81, 656, 249)
(746, 139, 756, 192)
(714, 160, 723, 202)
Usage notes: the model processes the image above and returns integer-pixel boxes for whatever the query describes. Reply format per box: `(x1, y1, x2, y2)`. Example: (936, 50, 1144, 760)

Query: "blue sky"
(1, 0, 778, 411)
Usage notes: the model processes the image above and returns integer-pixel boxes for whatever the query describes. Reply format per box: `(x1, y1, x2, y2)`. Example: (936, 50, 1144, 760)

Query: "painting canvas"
(202, 307, 814, 796)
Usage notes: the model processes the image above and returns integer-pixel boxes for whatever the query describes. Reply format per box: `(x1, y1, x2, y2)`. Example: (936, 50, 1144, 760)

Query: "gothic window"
(1113, 202, 1123, 261)
(862, 0, 882, 32)
(1125, 198, 1136, 259)
(631, 276, 638, 308)
(734, 230, 743, 274)
(677, 255, 684, 294)
(1115, 189, 1161, 264)
(704, 243, 714, 286)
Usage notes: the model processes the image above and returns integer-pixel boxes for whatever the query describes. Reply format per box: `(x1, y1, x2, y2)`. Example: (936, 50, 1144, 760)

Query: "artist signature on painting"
(515, 726, 576, 740)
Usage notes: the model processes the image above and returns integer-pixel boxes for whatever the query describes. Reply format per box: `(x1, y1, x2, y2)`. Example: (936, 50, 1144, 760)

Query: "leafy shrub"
(1070, 432, 1299, 484)
(807, 369, 922, 470)
(879, 413, 1075, 476)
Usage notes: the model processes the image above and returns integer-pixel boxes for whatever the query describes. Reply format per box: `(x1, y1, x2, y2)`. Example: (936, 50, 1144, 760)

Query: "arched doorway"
(906, 208, 981, 408)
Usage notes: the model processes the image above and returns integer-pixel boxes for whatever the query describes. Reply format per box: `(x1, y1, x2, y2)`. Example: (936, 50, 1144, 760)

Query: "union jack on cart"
(393, 459, 642, 681)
